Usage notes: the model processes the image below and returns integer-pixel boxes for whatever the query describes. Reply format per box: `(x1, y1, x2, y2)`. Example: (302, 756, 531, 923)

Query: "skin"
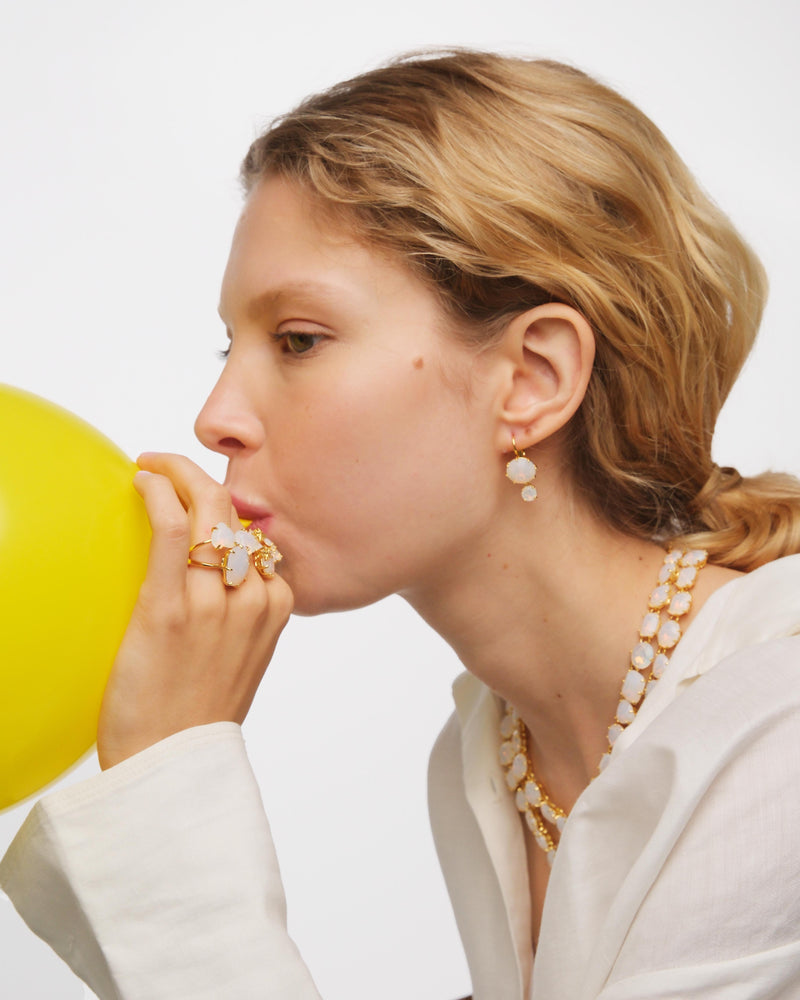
(98, 174, 742, 949)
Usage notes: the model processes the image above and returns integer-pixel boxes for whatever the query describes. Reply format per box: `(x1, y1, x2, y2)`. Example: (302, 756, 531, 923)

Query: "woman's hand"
(97, 453, 293, 770)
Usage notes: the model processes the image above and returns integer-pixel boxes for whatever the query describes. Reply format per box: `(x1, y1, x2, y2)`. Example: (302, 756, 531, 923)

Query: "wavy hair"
(241, 50, 800, 571)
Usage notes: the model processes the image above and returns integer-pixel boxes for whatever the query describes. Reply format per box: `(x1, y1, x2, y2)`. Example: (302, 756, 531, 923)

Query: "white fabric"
(2, 555, 800, 999)
(431, 555, 800, 999)
(0, 725, 321, 1000)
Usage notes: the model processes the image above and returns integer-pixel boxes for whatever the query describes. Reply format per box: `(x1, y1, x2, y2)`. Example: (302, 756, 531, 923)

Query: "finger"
(223, 576, 295, 718)
(137, 452, 238, 534)
(133, 471, 192, 596)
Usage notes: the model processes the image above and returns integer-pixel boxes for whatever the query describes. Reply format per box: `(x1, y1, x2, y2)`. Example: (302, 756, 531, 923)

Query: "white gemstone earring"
(505, 436, 538, 502)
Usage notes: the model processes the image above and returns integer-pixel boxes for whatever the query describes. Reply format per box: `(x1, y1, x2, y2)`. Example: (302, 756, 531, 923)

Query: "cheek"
(274, 361, 476, 532)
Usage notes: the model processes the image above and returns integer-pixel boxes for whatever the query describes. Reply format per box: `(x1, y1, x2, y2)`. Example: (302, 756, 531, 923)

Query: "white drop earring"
(505, 436, 538, 501)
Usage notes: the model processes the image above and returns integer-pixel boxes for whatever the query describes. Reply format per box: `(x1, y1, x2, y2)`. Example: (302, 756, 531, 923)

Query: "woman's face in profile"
(195, 175, 501, 615)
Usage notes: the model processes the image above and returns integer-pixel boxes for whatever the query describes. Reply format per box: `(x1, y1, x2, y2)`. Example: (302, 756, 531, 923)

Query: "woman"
(2, 50, 800, 999)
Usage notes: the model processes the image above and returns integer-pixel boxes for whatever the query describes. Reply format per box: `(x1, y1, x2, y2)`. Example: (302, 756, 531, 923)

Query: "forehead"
(218, 175, 420, 320)
(224, 176, 355, 275)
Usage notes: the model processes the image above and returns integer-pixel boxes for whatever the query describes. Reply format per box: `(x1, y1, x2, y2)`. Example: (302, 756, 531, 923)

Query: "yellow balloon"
(0, 385, 150, 809)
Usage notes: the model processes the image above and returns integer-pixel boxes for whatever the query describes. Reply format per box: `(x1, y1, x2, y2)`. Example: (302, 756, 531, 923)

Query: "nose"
(194, 365, 264, 457)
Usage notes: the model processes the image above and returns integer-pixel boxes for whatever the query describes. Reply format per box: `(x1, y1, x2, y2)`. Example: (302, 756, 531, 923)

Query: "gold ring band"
(186, 556, 223, 570)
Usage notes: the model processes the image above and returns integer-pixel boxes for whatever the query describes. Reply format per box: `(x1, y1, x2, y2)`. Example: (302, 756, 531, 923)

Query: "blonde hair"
(242, 50, 800, 571)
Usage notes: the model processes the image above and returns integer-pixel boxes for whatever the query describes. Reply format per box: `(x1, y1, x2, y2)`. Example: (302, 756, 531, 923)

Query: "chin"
(285, 570, 395, 618)
(289, 591, 383, 618)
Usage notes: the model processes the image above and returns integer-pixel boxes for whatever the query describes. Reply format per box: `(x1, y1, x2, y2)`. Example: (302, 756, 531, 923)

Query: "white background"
(1, 1, 798, 998)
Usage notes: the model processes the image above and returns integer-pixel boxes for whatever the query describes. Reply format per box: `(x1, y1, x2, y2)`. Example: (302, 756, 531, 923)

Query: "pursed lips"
(230, 493, 274, 534)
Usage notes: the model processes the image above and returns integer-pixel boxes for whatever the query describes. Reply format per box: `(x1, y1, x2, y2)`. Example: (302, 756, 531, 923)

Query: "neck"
(400, 490, 738, 810)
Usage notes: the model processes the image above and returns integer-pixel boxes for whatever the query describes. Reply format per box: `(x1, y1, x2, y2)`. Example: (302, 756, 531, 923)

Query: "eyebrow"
(218, 280, 349, 325)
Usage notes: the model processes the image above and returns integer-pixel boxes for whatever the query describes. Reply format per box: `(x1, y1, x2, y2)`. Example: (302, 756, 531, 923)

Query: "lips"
(230, 494, 274, 534)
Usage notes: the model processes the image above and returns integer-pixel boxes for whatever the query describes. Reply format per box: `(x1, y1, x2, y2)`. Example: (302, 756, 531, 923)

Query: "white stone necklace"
(499, 547, 708, 866)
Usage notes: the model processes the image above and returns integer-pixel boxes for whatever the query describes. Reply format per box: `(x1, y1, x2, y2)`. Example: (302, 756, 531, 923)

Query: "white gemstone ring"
(187, 523, 283, 587)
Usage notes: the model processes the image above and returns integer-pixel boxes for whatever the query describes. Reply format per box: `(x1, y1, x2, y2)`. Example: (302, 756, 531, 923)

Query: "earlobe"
(494, 302, 595, 451)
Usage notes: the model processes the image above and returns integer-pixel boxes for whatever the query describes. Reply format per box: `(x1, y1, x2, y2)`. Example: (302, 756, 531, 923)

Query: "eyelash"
(217, 331, 325, 362)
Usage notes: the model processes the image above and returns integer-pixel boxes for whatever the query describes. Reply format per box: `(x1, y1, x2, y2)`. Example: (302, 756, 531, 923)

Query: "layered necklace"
(499, 547, 708, 866)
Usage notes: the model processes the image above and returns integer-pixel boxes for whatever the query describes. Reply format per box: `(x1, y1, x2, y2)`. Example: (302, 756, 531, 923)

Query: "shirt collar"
(452, 672, 534, 994)
(619, 553, 800, 752)
(450, 553, 800, 994)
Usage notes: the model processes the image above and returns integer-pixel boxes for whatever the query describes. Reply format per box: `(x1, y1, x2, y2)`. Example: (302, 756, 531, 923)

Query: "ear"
(492, 303, 595, 452)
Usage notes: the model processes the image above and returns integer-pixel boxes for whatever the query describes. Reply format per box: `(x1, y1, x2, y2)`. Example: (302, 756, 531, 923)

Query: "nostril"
(218, 437, 245, 450)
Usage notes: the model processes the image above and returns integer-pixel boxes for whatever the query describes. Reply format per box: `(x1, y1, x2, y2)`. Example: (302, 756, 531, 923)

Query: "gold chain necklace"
(499, 547, 708, 866)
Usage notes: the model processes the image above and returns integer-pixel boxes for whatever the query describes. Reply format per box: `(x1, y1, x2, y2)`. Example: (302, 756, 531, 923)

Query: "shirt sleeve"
(0, 722, 322, 1000)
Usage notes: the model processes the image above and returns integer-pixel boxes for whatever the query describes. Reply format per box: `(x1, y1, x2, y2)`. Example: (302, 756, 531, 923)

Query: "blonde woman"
(3, 51, 800, 1000)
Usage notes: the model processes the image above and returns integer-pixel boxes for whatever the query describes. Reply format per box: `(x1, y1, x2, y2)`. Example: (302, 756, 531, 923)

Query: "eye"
(275, 331, 326, 355)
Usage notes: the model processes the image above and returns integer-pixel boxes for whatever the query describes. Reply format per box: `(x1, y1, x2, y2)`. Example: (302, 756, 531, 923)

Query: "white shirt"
(2, 556, 800, 999)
